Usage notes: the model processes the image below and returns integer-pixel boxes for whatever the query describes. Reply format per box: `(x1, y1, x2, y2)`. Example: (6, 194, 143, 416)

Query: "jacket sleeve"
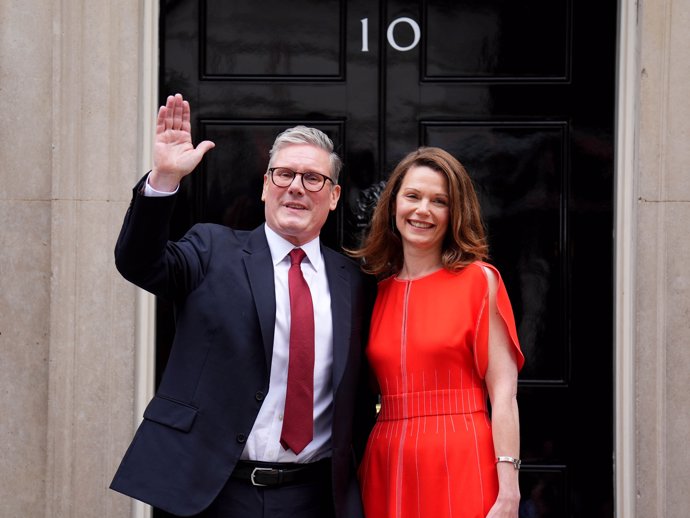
(114, 175, 210, 301)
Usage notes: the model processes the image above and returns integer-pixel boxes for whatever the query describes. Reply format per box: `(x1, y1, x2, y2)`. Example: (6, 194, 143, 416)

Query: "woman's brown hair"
(350, 147, 488, 278)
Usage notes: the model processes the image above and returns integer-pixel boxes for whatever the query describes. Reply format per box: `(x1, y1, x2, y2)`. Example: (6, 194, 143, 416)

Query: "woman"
(352, 147, 525, 518)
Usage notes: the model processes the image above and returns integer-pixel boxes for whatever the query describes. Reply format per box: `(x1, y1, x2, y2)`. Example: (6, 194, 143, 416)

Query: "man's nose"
(288, 173, 305, 193)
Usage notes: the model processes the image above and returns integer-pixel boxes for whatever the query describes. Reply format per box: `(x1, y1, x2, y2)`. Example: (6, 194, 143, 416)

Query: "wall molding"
(614, 0, 638, 515)
(132, 1, 159, 517)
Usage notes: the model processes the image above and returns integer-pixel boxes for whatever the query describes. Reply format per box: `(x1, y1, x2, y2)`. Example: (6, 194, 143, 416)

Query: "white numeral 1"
(361, 18, 369, 52)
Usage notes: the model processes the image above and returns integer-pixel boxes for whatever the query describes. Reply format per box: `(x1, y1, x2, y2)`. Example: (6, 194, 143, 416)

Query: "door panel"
(203, 0, 344, 79)
(424, 122, 567, 382)
(158, 1, 616, 516)
(424, 0, 570, 80)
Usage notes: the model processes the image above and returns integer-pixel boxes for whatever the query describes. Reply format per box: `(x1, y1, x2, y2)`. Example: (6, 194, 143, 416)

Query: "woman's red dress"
(359, 262, 524, 518)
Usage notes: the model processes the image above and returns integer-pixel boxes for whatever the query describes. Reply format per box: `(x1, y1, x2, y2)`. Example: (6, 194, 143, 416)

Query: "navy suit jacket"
(110, 179, 375, 517)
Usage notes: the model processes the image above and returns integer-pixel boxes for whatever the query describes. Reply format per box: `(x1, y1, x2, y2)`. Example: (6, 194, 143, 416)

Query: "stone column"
(636, 0, 690, 517)
(0, 2, 53, 515)
(43, 1, 156, 517)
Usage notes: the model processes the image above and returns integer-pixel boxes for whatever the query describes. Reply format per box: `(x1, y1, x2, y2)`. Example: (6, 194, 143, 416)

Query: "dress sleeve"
(473, 262, 525, 379)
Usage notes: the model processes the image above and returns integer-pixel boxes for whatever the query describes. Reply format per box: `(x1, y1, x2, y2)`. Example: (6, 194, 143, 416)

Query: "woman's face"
(394, 166, 450, 255)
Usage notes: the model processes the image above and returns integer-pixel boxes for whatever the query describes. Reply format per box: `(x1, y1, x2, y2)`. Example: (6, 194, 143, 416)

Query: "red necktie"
(280, 248, 315, 454)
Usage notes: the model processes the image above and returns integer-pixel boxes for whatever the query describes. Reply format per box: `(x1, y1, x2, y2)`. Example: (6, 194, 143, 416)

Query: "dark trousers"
(155, 467, 336, 518)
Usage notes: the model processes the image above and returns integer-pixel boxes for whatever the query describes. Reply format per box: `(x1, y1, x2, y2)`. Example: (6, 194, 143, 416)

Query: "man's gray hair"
(268, 125, 343, 183)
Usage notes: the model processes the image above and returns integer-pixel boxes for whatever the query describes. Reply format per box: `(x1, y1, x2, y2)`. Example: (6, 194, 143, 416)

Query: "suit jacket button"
(255, 391, 265, 401)
(236, 433, 246, 443)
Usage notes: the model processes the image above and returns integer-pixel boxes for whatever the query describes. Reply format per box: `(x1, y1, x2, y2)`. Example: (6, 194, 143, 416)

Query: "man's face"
(261, 144, 341, 246)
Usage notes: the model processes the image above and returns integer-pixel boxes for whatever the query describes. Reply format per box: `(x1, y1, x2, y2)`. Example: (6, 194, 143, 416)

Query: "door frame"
(132, 2, 158, 518)
(134, 3, 635, 517)
(614, 0, 637, 516)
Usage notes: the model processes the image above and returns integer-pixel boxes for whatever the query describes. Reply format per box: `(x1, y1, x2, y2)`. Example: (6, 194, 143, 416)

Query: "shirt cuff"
(143, 174, 179, 197)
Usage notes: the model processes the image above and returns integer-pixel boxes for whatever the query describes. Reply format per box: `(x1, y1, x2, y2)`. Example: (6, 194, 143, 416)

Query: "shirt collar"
(264, 224, 322, 272)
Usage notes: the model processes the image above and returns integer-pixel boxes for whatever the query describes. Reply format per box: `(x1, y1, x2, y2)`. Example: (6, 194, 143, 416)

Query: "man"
(111, 93, 375, 518)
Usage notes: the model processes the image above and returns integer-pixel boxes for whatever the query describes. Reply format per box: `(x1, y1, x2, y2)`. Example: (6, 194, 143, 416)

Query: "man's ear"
(261, 174, 269, 201)
(329, 184, 341, 211)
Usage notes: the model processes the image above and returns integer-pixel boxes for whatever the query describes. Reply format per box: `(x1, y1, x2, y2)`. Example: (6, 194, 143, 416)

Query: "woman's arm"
(483, 266, 521, 518)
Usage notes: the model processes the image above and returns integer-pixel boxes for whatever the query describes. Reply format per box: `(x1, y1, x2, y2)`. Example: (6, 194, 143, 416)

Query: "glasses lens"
(272, 168, 294, 186)
(302, 172, 325, 190)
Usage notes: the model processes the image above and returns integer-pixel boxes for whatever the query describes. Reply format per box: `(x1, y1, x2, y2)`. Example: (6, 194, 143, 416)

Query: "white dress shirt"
(143, 176, 335, 463)
(241, 225, 334, 462)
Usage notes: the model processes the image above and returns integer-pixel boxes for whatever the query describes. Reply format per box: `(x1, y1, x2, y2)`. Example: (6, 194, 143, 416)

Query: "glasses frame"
(267, 167, 334, 193)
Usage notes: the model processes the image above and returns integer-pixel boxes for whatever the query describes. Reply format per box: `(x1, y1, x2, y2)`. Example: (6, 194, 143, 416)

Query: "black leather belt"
(231, 459, 331, 487)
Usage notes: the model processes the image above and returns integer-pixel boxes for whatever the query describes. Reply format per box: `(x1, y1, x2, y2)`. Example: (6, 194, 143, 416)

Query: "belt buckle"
(250, 466, 276, 487)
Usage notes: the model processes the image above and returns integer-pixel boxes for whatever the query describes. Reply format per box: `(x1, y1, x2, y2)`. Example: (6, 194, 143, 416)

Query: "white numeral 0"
(387, 17, 421, 52)
(361, 17, 421, 53)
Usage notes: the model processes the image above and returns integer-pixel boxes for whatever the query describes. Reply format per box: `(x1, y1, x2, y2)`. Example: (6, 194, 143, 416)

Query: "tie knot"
(289, 248, 306, 266)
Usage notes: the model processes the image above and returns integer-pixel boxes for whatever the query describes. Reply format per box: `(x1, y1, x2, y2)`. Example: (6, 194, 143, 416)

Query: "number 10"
(361, 17, 421, 52)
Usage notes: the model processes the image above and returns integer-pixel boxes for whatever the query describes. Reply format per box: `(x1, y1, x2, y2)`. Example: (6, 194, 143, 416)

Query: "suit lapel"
(242, 232, 352, 389)
(323, 247, 351, 392)
(243, 225, 276, 373)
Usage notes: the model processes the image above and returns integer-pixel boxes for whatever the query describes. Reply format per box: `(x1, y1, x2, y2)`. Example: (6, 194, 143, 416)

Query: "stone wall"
(0, 1, 150, 516)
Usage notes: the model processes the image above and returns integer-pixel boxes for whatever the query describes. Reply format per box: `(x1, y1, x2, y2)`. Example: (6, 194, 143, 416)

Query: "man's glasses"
(268, 167, 334, 193)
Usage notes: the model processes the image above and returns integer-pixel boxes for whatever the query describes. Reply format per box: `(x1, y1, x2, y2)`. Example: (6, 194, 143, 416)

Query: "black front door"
(158, 1, 616, 516)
